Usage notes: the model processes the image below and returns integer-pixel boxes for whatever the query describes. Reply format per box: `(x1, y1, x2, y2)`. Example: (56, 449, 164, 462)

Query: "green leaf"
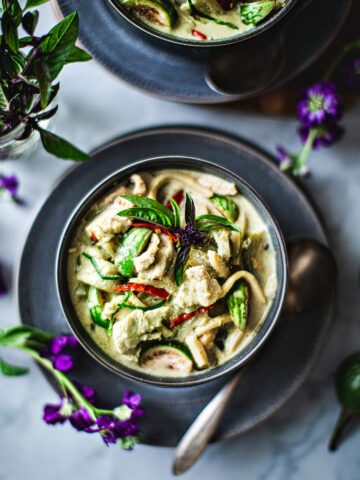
(65, 45, 92, 63)
(2, 12, 19, 53)
(169, 198, 181, 228)
(195, 214, 241, 233)
(0, 325, 53, 347)
(0, 356, 29, 376)
(0, 84, 9, 110)
(117, 207, 172, 226)
(40, 12, 79, 80)
(7, 0, 22, 26)
(121, 195, 175, 226)
(24, 0, 51, 10)
(22, 10, 39, 35)
(174, 245, 190, 287)
(34, 59, 51, 109)
(210, 195, 239, 222)
(37, 126, 90, 161)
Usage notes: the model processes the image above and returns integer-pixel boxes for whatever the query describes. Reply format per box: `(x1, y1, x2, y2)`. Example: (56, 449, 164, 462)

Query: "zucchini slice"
(140, 341, 193, 373)
(240, 1, 275, 25)
(115, 227, 152, 276)
(210, 195, 239, 222)
(121, 0, 178, 27)
(88, 286, 109, 329)
(226, 279, 249, 331)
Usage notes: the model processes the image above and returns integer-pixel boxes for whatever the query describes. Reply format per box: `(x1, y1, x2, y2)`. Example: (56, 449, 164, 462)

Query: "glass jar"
(0, 122, 41, 161)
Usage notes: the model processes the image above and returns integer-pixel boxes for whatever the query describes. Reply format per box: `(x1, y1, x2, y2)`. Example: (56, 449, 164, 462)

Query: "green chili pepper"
(329, 352, 360, 451)
(226, 279, 249, 331)
(115, 227, 152, 276)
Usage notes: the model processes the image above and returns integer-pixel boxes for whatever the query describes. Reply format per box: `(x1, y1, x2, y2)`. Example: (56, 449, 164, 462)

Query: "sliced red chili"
(91, 232, 98, 244)
(131, 223, 178, 243)
(115, 283, 170, 300)
(169, 304, 215, 328)
(166, 190, 184, 209)
(192, 29, 207, 40)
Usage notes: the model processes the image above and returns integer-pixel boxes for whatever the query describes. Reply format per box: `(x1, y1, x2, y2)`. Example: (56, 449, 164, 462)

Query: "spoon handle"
(172, 366, 247, 476)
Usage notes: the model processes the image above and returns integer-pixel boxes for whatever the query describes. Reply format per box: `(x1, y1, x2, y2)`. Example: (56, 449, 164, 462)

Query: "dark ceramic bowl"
(56, 156, 288, 387)
(107, 0, 298, 47)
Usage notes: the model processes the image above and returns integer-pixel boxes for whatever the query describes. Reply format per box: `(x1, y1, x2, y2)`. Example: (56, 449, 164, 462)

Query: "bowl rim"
(56, 155, 288, 387)
(106, 0, 297, 47)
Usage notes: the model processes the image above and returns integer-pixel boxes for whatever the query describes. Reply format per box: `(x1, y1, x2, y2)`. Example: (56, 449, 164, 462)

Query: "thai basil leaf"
(24, 0, 52, 11)
(31, 82, 59, 114)
(122, 195, 175, 226)
(36, 126, 90, 161)
(6, 0, 22, 26)
(241, 1, 275, 25)
(34, 104, 58, 121)
(65, 45, 92, 63)
(169, 198, 181, 228)
(188, 0, 238, 30)
(195, 214, 241, 233)
(34, 59, 51, 109)
(0, 84, 9, 110)
(185, 193, 195, 226)
(3, 52, 25, 76)
(118, 207, 172, 226)
(210, 195, 239, 222)
(22, 10, 39, 35)
(0, 356, 29, 376)
(120, 299, 167, 311)
(40, 12, 79, 80)
(2, 12, 19, 53)
(174, 245, 190, 287)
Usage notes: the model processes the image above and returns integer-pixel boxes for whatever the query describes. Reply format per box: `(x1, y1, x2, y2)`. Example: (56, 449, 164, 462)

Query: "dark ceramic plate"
(55, 0, 351, 103)
(17, 126, 332, 446)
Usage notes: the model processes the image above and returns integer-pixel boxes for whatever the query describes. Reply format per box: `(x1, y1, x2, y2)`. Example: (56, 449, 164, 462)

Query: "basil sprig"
(118, 192, 241, 286)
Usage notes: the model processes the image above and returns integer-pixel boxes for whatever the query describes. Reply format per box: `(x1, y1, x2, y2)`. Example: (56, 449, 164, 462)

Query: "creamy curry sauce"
(67, 169, 277, 377)
(121, 0, 284, 42)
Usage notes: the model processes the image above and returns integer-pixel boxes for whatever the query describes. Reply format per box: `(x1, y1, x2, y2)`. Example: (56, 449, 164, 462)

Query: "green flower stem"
(324, 40, 360, 81)
(328, 407, 355, 451)
(295, 127, 319, 175)
(18, 346, 98, 420)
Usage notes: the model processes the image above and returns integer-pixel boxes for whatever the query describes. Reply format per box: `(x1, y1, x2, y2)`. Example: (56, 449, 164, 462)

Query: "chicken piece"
(197, 174, 237, 196)
(198, 331, 217, 348)
(185, 333, 208, 369)
(85, 198, 132, 243)
(208, 250, 230, 278)
(212, 230, 231, 260)
(130, 174, 147, 196)
(76, 248, 121, 293)
(133, 233, 160, 273)
(174, 265, 222, 308)
(113, 307, 170, 355)
(137, 233, 174, 281)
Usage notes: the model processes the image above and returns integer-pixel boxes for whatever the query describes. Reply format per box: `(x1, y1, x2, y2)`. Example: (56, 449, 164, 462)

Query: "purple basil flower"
(48, 335, 78, 355)
(299, 124, 344, 150)
(90, 415, 140, 447)
(53, 353, 74, 372)
(123, 390, 144, 418)
(75, 382, 97, 405)
(43, 398, 72, 425)
(297, 81, 342, 127)
(0, 174, 19, 198)
(0, 261, 8, 297)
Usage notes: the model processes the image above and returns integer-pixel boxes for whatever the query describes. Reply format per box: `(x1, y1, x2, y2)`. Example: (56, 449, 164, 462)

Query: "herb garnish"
(118, 192, 241, 286)
(0, 1, 92, 160)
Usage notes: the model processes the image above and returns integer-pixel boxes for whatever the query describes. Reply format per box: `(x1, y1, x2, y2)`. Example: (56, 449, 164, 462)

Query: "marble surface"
(1, 4, 360, 480)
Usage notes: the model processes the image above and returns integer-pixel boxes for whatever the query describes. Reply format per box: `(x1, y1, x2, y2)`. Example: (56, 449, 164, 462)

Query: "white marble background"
(1, 4, 360, 480)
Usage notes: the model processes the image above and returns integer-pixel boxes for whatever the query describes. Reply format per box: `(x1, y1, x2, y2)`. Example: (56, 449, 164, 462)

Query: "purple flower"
(0, 174, 19, 198)
(297, 81, 342, 127)
(75, 382, 97, 405)
(89, 415, 140, 447)
(0, 261, 7, 297)
(69, 407, 94, 431)
(41, 335, 78, 371)
(43, 398, 73, 425)
(276, 146, 295, 171)
(299, 124, 344, 150)
(123, 390, 144, 418)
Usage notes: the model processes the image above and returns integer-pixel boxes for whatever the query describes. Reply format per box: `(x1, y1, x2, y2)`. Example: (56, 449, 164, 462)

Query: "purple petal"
(53, 354, 74, 372)
(0, 174, 19, 197)
(123, 390, 141, 409)
(69, 407, 94, 431)
(75, 382, 97, 404)
(43, 401, 67, 425)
